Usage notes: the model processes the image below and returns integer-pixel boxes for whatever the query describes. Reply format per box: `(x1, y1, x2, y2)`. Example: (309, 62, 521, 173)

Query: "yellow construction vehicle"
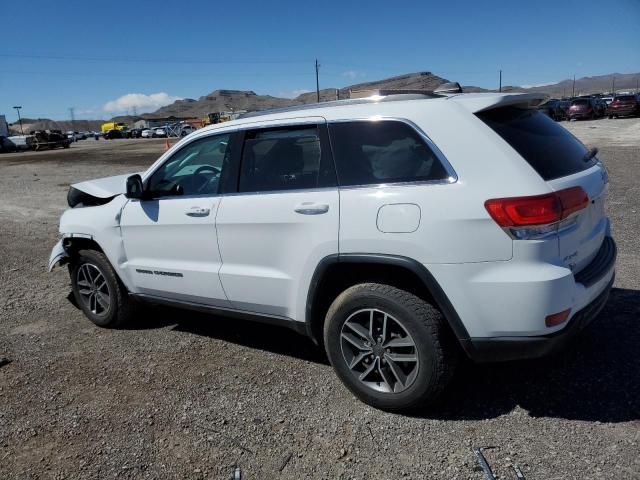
(201, 111, 241, 127)
(101, 122, 127, 133)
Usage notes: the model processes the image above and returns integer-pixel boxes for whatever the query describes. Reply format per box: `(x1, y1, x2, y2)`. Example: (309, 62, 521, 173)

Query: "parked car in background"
(539, 99, 571, 121)
(154, 127, 167, 138)
(568, 98, 604, 120)
(601, 96, 614, 106)
(104, 129, 124, 140)
(66, 131, 86, 141)
(607, 95, 640, 118)
(180, 125, 196, 136)
(141, 128, 154, 138)
(129, 128, 143, 138)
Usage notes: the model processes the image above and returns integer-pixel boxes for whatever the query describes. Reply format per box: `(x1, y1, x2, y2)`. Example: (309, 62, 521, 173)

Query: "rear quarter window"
(476, 106, 595, 181)
(328, 120, 450, 187)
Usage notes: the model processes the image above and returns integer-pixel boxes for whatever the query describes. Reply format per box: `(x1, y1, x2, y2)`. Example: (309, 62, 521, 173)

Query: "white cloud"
(103, 92, 183, 113)
(279, 89, 311, 99)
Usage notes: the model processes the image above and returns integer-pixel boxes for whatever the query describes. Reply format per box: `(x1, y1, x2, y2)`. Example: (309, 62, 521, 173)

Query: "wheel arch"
(305, 254, 471, 352)
(61, 235, 134, 292)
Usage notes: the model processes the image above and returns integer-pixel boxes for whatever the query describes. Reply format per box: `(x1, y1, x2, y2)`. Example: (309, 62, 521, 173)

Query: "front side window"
(147, 133, 231, 197)
(239, 125, 332, 193)
(329, 120, 449, 187)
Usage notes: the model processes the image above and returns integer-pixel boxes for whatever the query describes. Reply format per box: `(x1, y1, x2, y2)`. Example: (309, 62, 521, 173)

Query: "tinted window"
(147, 133, 231, 197)
(572, 99, 589, 105)
(477, 107, 595, 181)
(329, 121, 449, 186)
(614, 95, 634, 102)
(239, 126, 331, 193)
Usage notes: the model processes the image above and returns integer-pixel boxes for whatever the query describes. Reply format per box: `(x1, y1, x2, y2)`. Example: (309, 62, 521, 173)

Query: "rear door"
(215, 118, 339, 320)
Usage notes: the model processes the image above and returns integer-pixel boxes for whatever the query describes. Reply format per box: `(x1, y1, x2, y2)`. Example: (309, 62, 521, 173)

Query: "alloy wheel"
(76, 263, 111, 316)
(340, 308, 419, 393)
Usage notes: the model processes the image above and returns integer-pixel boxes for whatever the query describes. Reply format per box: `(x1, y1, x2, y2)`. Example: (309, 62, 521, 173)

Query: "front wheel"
(71, 249, 133, 328)
(324, 283, 457, 411)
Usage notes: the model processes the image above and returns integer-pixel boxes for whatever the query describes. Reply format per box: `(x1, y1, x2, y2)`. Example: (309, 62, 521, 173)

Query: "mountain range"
(143, 71, 640, 119)
(9, 71, 638, 132)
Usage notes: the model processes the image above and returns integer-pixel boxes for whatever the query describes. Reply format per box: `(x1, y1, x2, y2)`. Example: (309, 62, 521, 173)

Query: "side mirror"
(125, 174, 144, 199)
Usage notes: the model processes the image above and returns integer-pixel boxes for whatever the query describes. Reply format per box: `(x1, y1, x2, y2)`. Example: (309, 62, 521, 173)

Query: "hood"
(71, 173, 142, 198)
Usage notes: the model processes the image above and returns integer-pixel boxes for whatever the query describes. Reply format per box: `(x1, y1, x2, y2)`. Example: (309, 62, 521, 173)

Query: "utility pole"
(315, 59, 320, 103)
(69, 107, 75, 133)
(499, 70, 502, 92)
(611, 75, 615, 95)
(13, 106, 23, 135)
(636, 77, 639, 93)
(572, 75, 576, 97)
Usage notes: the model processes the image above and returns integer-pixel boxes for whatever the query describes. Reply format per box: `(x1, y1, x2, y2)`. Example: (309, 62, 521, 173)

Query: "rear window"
(477, 106, 595, 181)
(328, 120, 450, 187)
(572, 99, 589, 105)
(614, 95, 634, 102)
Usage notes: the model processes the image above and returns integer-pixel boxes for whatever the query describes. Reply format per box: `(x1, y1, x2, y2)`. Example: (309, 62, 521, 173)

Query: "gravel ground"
(0, 123, 639, 480)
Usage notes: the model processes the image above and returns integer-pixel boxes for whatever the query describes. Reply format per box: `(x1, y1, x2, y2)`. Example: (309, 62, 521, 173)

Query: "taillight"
(557, 186, 589, 218)
(485, 193, 561, 227)
(485, 187, 589, 238)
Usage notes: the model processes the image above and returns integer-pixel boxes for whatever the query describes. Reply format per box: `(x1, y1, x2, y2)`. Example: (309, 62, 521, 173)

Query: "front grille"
(574, 236, 616, 287)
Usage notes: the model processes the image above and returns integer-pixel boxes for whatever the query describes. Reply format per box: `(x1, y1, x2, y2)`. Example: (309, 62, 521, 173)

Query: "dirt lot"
(0, 120, 639, 480)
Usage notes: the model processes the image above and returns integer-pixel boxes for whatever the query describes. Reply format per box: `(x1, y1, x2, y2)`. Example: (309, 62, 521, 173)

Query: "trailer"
(31, 130, 71, 151)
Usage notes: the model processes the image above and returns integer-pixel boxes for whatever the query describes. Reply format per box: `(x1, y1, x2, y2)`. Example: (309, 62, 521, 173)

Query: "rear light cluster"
(485, 187, 589, 239)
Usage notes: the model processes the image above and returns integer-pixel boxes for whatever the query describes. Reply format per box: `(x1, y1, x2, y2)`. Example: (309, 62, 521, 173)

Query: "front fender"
(48, 239, 69, 272)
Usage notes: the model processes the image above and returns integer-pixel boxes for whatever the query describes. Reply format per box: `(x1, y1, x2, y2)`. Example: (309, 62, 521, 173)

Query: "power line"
(0, 52, 310, 65)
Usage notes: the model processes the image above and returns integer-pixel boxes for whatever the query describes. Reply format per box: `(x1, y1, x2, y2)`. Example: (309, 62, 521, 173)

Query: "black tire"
(70, 249, 133, 328)
(323, 283, 457, 411)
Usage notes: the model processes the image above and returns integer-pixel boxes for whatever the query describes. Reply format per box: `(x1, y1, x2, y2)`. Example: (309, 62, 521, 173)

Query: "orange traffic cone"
(164, 139, 171, 150)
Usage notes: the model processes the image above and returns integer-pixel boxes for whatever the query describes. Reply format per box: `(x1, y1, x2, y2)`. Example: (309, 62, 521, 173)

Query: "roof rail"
(238, 93, 441, 119)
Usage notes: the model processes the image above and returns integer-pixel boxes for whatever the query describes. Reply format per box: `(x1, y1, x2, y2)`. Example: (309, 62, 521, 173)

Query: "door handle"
(294, 202, 329, 215)
(185, 206, 211, 217)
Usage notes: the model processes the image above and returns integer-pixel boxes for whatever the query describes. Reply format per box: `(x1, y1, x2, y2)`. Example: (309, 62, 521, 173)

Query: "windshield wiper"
(583, 147, 598, 162)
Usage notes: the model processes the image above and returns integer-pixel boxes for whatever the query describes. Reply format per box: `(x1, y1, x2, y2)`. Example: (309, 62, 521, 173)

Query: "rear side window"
(239, 125, 334, 193)
(329, 121, 450, 187)
(477, 106, 595, 181)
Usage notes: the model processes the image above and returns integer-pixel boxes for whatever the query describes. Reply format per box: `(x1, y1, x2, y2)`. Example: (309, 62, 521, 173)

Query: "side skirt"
(130, 293, 308, 336)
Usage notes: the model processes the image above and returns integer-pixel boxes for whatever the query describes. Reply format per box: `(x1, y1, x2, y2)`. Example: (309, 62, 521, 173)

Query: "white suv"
(49, 90, 616, 411)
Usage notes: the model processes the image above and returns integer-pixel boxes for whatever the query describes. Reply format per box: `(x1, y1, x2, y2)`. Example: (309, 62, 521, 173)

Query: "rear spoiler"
(448, 93, 549, 113)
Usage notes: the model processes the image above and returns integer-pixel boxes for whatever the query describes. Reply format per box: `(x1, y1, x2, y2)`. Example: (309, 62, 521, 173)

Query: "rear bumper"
(462, 274, 614, 362)
(607, 107, 638, 116)
(568, 111, 593, 119)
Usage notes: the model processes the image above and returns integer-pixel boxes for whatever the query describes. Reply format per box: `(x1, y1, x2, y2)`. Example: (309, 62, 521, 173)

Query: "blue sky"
(1, 0, 638, 121)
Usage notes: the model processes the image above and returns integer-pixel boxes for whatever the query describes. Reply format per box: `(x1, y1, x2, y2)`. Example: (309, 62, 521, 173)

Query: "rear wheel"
(71, 249, 133, 328)
(324, 283, 457, 411)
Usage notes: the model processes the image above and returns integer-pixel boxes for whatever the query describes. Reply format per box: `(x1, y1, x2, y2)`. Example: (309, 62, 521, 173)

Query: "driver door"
(120, 132, 232, 306)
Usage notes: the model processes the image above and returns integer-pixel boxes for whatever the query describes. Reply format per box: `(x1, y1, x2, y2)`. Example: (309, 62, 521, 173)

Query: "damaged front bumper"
(48, 239, 69, 272)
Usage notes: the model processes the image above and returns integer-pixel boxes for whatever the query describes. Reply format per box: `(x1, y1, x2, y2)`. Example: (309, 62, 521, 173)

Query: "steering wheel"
(192, 165, 221, 193)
